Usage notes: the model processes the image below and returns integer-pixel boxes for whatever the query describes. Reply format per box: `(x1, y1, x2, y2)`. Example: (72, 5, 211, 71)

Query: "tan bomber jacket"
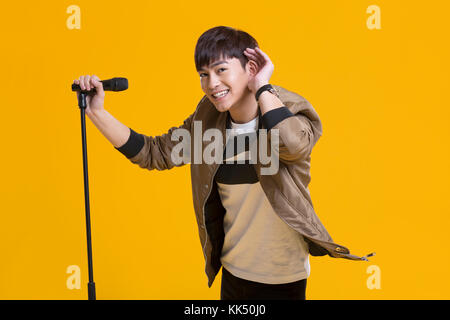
(115, 85, 374, 288)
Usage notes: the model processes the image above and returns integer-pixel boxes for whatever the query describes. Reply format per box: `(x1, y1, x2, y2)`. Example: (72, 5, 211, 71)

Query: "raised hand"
(243, 47, 274, 94)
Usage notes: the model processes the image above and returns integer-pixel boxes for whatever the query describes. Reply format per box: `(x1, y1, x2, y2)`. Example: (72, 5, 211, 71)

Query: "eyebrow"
(199, 60, 228, 71)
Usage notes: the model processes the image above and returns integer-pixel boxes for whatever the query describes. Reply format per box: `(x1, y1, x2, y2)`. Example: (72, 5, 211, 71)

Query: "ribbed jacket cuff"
(114, 128, 145, 159)
(261, 106, 295, 130)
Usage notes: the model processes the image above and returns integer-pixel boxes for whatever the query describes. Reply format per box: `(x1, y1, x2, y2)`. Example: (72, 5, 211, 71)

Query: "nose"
(207, 73, 221, 92)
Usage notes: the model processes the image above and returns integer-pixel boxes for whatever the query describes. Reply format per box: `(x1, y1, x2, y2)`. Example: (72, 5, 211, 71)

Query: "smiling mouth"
(212, 89, 229, 100)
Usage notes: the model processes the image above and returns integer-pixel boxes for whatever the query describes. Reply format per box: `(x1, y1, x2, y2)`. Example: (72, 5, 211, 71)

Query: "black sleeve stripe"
(114, 128, 145, 159)
(261, 106, 295, 131)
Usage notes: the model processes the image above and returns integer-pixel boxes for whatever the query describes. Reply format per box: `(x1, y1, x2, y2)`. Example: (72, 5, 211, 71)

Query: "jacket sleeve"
(261, 106, 315, 163)
(115, 111, 195, 170)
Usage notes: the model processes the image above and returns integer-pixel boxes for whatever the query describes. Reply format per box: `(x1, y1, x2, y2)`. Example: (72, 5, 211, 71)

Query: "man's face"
(198, 56, 251, 113)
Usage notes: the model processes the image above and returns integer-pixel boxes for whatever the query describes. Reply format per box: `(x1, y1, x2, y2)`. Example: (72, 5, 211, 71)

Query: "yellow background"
(0, 0, 449, 299)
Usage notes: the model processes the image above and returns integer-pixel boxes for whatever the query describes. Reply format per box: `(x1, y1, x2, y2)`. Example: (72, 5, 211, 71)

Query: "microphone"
(71, 77, 128, 92)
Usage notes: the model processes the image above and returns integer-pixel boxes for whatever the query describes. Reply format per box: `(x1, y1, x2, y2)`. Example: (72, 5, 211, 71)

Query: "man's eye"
(199, 68, 226, 78)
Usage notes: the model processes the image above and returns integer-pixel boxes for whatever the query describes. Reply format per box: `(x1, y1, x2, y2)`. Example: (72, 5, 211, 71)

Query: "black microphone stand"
(72, 78, 127, 300)
(77, 91, 96, 300)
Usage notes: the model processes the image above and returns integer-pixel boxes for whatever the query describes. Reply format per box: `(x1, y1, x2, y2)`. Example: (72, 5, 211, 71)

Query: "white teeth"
(213, 90, 229, 98)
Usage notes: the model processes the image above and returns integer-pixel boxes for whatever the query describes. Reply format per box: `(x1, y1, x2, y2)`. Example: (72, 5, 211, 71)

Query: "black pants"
(220, 267, 307, 300)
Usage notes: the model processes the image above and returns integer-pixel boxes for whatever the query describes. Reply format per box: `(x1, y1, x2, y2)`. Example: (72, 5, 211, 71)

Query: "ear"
(246, 59, 259, 77)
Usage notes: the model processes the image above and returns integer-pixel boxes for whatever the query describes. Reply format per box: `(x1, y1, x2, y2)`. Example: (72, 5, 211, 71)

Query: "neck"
(228, 89, 259, 124)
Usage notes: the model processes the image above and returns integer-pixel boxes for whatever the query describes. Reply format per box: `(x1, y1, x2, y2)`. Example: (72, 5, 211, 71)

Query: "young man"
(74, 26, 373, 300)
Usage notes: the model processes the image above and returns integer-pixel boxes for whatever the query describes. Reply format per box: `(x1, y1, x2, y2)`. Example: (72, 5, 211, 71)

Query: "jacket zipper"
(202, 163, 220, 279)
(202, 112, 229, 281)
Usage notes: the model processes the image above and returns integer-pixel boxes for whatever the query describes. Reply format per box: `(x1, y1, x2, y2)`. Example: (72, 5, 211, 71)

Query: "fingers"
(255, 47, 273, 66)
(244, 48, 257, 59)
(84, 75, 91, 90)
(91, 74, 100, 83)
(243, 50, 258, 66)
(75, 75, 88, 90)
(244, 50, 257, 60)
(73, 75, 102, 92)
(78, 75, 85, 90)
(90, 75, 104, 95)
(244, 47, 264, 66)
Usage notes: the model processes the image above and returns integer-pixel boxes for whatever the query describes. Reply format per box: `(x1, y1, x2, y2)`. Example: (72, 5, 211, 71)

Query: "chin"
(209, 98, 232, 113)
(213, 104, 231, 113)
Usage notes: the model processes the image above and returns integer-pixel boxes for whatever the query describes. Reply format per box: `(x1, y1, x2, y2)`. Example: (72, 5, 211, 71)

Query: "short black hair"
(194, 26, 259, 72)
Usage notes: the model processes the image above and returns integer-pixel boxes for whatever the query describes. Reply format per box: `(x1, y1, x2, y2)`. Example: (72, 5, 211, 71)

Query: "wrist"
(253, 82, 269, 95)
(255, 83, 280, 102)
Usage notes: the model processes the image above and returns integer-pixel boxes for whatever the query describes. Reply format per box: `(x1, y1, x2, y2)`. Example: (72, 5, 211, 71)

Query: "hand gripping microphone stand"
(72, 78, 128, 300)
